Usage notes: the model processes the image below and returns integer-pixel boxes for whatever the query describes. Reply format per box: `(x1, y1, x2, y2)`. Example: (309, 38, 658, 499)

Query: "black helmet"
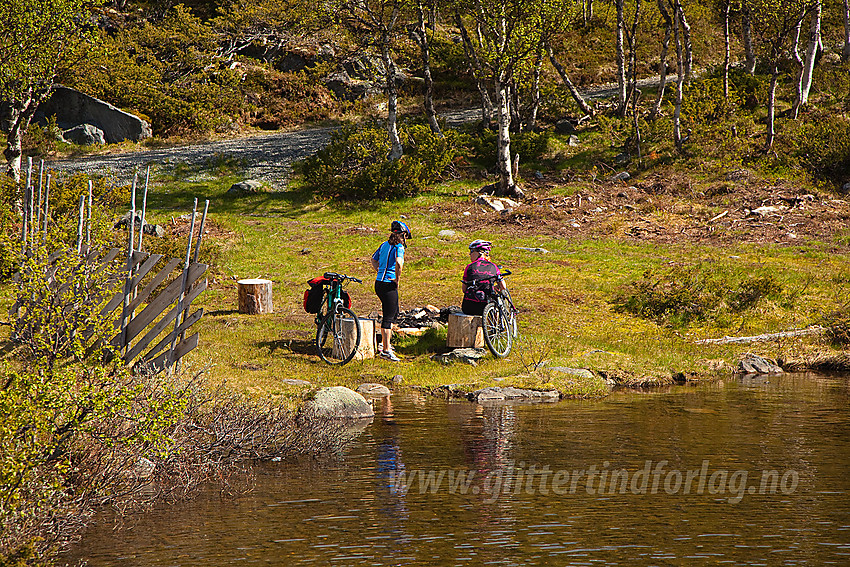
(391, 220, 411, 239)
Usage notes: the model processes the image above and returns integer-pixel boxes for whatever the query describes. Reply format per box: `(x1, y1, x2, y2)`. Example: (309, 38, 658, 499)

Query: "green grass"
(101, 167, 847, 403)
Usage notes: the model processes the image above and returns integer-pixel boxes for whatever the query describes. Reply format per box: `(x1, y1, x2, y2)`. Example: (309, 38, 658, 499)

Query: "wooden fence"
(11, 159, 209, 374)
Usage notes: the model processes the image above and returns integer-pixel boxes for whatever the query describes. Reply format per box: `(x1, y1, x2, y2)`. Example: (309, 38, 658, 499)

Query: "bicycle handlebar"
(462, 268, 511, 287)
(323, 272, 362, 284)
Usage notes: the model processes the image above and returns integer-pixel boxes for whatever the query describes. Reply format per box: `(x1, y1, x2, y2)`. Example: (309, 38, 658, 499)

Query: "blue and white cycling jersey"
(373, 241, 405, 282)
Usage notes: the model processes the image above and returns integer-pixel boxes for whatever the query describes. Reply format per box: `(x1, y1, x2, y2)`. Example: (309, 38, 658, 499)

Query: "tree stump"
(447, 313, 484, 348)
(237, 279, 273, 314)
(334, 317, 376, 360)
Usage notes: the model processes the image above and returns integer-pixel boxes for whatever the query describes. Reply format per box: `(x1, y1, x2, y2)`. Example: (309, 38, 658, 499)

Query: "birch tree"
(411, 0, 443, 135)
(455, 0, 543, 198)
(844, 0, 850, 62)
(0, 0, 102, 182)
(744, 0, 812, 149)
(339, 0, 407, 160)
(792, 0, 820, 118)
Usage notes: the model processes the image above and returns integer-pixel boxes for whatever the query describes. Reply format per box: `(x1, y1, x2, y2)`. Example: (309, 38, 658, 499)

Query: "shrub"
(611, 264, 784, 328)
(301, 123, 460, 200)
(792, 113, 850, 184)
(466, 129, 551, 166)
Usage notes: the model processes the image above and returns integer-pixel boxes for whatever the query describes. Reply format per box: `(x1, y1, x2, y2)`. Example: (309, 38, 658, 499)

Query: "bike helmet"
(391, 220, 411, 239)
(468, 239, 492, 253)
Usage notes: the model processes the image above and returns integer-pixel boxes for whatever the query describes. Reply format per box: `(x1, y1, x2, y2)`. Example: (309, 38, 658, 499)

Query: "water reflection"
(66, 373, 850, 566)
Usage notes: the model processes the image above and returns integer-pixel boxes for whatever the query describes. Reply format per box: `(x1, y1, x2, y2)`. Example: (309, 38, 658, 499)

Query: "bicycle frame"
(315, 280, 343, 326)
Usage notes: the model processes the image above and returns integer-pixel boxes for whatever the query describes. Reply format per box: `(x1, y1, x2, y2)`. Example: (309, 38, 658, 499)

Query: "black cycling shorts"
(461, 298, 485, 316)
(375, 280, 399, 329)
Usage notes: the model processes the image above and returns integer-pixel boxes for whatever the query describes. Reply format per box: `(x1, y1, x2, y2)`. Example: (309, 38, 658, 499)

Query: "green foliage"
(302, 123, 460, 200)
(682, 77, 743, 124)
(790, 113, 850, 184)
(241, 67, 343, 129)
(611, 263, 784, 328)
(65, 5, 245, 136)
(466, 129, 550, 165)
(822, 305, 850, 347)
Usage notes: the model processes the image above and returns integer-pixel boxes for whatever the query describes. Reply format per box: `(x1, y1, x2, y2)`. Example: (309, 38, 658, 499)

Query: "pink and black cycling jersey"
(463, 258, 502, 303)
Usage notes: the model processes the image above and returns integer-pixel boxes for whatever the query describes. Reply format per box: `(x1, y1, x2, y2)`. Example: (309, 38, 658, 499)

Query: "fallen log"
(695, 326, 825, 345)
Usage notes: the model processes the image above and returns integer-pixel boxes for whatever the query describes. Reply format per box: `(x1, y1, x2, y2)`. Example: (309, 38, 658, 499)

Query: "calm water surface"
(67, 373, 850, 565)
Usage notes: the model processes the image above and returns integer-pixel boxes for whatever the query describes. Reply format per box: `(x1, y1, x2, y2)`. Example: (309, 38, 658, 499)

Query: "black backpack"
(303, 276, 350, 313)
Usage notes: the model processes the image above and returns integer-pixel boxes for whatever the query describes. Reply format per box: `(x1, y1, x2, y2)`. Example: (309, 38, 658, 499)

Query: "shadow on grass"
(257, 336, 315, 355)
(206, 309, 239, 317)
(395, 327, 450, 356)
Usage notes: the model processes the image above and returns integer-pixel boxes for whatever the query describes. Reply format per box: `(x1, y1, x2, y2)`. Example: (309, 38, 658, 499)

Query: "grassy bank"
(116, 162, 850, 402)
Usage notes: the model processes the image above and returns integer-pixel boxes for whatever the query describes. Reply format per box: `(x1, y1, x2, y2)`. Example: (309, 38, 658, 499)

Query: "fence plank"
(127, 257, 180, 313)
(118, 264, 207, 344)
(120, 279, 205, 357)
(129, 307, 203, 364)
(142, 333, 199, 374)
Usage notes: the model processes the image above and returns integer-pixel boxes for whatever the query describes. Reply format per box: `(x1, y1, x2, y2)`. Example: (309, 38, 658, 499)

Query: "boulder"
(62, 123, 105, 145)
(568, 135, 579, 147)
(357, 383, 391, 397)
(549, 366, 595, 380)
(228, 180, 264, 194)
(322, 72, 379, 101)
(610, 171, 630, 182)
(301, 386, 375, 419)
(430, 347, 488, 366)
(113, 212, 165, 238)
(437, 229, 456, 239)
(736, 354, 784, 375)
(468, 386, 560, 404)
(555, 119, 577, 134)
(35, 86, 151, 143)
(840, 182, 850, 195)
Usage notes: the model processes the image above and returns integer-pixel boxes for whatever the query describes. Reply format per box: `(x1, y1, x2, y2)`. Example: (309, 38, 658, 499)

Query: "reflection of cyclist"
(371, 220, 411, 362)
(461, 240, 506, 316)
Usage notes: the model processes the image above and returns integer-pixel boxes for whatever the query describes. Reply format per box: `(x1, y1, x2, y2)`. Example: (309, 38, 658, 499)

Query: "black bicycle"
(464, 269, 518, 357)
(314, 272, 362, 365)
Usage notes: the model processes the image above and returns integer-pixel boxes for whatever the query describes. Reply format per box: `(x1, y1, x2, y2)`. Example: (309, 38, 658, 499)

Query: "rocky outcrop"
(35, 86, 152, 144)
(430, 348, 488, 366)
(357, 383, 391, 397)
(300, 386, 374, 419)
(736, 354, 784, 375)
(468, 386, 560, 403)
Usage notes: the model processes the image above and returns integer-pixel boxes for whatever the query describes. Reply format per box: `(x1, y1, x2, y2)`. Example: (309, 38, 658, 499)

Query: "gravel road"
(46, 80, 668, 188)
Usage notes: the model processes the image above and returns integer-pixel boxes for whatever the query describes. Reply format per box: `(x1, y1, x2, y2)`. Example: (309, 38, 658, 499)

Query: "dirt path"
(48, 126, 337, 189)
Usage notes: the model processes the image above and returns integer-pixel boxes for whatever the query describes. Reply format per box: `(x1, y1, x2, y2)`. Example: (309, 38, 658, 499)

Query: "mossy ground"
(79, 154, 847, 405)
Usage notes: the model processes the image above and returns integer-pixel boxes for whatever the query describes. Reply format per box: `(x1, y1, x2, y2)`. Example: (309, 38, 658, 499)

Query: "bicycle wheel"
(482, 301, 512, 358)
(316, 307, 362, 365)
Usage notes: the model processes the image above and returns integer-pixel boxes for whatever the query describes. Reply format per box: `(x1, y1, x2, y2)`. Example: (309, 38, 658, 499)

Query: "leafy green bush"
(466, 129, 550, 166)
(792, 113, 850, 183)
(611, 264, 784, 328)
(63, 5, 246, 136)
(302, 123, 460, 200)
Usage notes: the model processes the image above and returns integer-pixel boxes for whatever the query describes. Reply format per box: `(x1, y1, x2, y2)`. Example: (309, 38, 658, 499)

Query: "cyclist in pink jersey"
(461, 240, 506, 316)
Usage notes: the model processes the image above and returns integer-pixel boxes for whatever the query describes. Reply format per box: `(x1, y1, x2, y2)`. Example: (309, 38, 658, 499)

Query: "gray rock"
(534, 171, 544, 180)
(62, 123, 105, 145)
(468, 386, 560, 404)
(322, 72, 379, 101)
(841, 182, 850, 195)
(357, 383, 391, 397)
(392, 374, 403, 384)
(35, 86, 151, 143)
(610, 171, 631, 182)
(555, 119, 576, 134)
(614, 152, 631, 165)
(282, 378, 312, 387)
(430, 347, 488, 366)
(301, 386, 375, 419)
(228, 180, 264, 194)
(736, 354, 784, 375)
(568, 134, 579, 147)
(437, 229, 456, 239)
(550, 366, 595, 380)
(113, 212, 165, 238)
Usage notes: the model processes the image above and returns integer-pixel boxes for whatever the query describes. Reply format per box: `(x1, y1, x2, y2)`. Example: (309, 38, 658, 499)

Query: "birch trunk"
(796, 1, 821, 115)
(495, 78, 523, 198)
(766, 66, 779, 150)
(673, 1, 685, 151)
(743, 8, 757, 74)
(615, 0, 628, 115)
(383, 39, 403, 161)
(417, 1, 443, 136)
(723, 0, 731, 100)
(455, 12, 494, 124)
(652, 0, 672, 117)
(3, 94, 36, 183)
(526, 41, 544, 131)
(844, 0, 850, 63)
(791, 11, 805, 119)
(547, 44, 594, 116)
(625, 0, 643, 116)
(679, 7, 693, 83)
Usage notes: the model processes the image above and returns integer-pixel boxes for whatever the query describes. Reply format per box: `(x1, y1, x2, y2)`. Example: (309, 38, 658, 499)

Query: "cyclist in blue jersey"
(461, 239, 506, 316)
(370, 220, 411, 361)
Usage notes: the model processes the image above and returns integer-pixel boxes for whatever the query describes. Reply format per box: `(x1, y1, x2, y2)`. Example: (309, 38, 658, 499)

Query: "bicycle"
(313, 272, 363, 365)
(463, 269, 518, 358)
